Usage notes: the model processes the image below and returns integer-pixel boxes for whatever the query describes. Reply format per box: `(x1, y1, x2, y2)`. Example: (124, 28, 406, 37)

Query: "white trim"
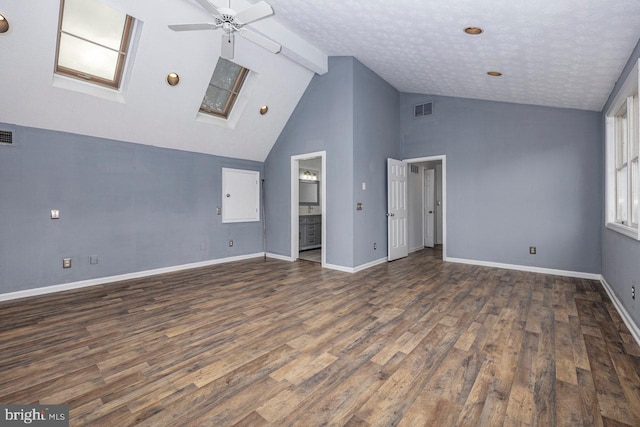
(446, 257, 601, 280)
(354, 257, 388, 273)
(605, 59, 640, 240)
(0, 253, 265, 302)
(404, 155, 447, 260)
(291, 151, 326, 267)
(266, 252, 295, 262)
(409, 246, 424, 253)
(324, 257, 387, 274)
(606, 222, 640, 240)
(600, 276, 640, 347)
(323, 263, 355, 273)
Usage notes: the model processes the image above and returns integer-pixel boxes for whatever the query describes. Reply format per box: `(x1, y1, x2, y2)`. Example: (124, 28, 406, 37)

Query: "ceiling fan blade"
(238, 28, 281, 54)
(192, 0, 223, 16)
(169, 23, 220, 31)
(234, 1, 274, 25)
(221, 33, 235, 59)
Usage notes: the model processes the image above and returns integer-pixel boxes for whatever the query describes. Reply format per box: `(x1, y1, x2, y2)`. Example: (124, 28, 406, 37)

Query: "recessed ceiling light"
(259, 105, 269, 115)
(0, 14, 9, 34)
(464, 26, 483, 35)
(166, 72, 180, 86)
(487, 71, 502, 77)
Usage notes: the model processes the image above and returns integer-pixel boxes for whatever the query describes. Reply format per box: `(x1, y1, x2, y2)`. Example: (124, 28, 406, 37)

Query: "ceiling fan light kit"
(168, 0, 281, 60)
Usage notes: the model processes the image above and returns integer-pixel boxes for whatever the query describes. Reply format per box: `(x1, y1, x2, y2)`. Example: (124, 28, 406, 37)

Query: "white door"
(387, 159, 408, 261)
(424, 168, 435, 248)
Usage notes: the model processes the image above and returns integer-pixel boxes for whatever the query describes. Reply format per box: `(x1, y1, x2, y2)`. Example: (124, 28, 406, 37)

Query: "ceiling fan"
(168, 0, 281, 60)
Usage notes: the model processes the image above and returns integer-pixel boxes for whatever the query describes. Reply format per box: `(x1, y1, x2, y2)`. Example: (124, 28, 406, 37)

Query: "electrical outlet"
(50, 209, 60, 219)
(529, 246, 536, 255)
(374, 243, 377, 250)
(632, 285, 636, 300)
(62, 258, 71, 268)
(229, 240, 234, 247)
(89, 255, 98, 265)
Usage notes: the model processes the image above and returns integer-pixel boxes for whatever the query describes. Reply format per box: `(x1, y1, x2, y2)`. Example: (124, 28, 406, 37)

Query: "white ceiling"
(268, 0, 640, 112)
(0, 0, 325, 162)
(0, 0, 639, 162)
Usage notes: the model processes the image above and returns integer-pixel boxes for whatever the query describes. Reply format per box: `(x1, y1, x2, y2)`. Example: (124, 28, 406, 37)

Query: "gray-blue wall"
(264, 57, 400, 269)
(401, 94, 602, 274)
(601, 38, 640, 326)
(265, 56, 355, 267)
(0, 123, 263, 293)
(352, 60, 400, 266)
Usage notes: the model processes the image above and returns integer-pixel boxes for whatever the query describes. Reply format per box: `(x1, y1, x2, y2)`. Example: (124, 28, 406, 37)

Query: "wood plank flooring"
(1, 248, 640, 426)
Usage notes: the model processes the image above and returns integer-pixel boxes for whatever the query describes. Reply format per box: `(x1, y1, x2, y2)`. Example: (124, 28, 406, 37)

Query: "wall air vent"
(414, 101, 433, 119)
(410, 164, 420, 174)
(0, 130, 13, 145)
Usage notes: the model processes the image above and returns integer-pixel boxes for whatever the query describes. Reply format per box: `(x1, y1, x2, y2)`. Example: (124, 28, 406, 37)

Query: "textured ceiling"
(1, 0, 639, 162)
(267, 0, 640, 111)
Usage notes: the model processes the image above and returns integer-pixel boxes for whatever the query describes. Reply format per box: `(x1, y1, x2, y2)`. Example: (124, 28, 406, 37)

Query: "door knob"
(429, 211, 433, 214)
(386, 213, 395, 217)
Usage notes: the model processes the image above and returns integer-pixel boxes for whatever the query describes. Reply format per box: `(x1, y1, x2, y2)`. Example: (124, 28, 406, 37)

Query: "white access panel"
(222, 168, 260, 223)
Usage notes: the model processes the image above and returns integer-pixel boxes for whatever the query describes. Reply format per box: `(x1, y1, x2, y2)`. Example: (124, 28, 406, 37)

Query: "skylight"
(55, 0, 134, 89)
(200, 58, 249, 119)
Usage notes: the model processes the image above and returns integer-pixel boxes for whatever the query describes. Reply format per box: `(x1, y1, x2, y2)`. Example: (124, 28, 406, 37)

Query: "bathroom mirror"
(299, 180, 319, 205)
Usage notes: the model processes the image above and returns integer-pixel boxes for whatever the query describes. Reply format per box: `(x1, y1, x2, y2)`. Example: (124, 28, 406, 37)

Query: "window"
(606, 59, 640, 239)
(200, 58, 249, 119)
(55, 0, 134, 89)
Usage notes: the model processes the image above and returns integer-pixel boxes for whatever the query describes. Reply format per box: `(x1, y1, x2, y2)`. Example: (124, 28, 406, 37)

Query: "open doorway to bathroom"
(291, 151, 326, 266)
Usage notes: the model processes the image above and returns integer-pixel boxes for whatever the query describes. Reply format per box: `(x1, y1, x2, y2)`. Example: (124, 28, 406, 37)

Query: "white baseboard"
(0, 252, 265, 302)
(354, 257, 388, 273)
(409, 246, 423, 253)
(600, 277, 640, 347)
(266, 252, 295, 262)
(323, 263, 354, 273)
(324, 257, 387, 274)
(446, 257, 601, 280)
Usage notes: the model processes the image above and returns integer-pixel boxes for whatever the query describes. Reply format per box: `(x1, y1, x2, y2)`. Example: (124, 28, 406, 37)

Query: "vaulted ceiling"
(1, 0, 639, 161)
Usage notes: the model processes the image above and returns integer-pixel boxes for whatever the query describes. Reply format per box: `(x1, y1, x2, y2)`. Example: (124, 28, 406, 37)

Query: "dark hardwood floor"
(1, 249, 639, 426)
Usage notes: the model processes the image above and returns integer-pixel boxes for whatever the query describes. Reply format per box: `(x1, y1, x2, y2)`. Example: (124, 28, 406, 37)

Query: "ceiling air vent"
(414, 102, 433, 119)
(0, 130, 13, 145)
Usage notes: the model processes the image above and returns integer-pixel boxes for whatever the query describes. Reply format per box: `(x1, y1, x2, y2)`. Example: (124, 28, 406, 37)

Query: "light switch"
(51, 209, 60, 219)
(362, 182, 366, 190)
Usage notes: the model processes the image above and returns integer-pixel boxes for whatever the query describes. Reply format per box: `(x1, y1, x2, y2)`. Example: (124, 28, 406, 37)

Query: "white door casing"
(387, 158, 409, 261)
(424, 168, 435, 248)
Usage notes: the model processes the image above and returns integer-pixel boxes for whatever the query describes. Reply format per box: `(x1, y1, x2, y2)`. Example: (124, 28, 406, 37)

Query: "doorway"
(406, 156, 446, 260)
(291, 151, 326, 266)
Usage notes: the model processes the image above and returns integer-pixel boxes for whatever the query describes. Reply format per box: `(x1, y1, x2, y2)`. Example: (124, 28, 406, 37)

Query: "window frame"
(606, 59, 640, 240)
(54, 0, 134, 89)
(199, 59, 249, 119)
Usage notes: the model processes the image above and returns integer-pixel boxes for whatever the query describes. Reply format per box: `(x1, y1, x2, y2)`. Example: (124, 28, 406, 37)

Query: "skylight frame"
(199, 58, 249, 119)
(54, 0, 135, 90)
